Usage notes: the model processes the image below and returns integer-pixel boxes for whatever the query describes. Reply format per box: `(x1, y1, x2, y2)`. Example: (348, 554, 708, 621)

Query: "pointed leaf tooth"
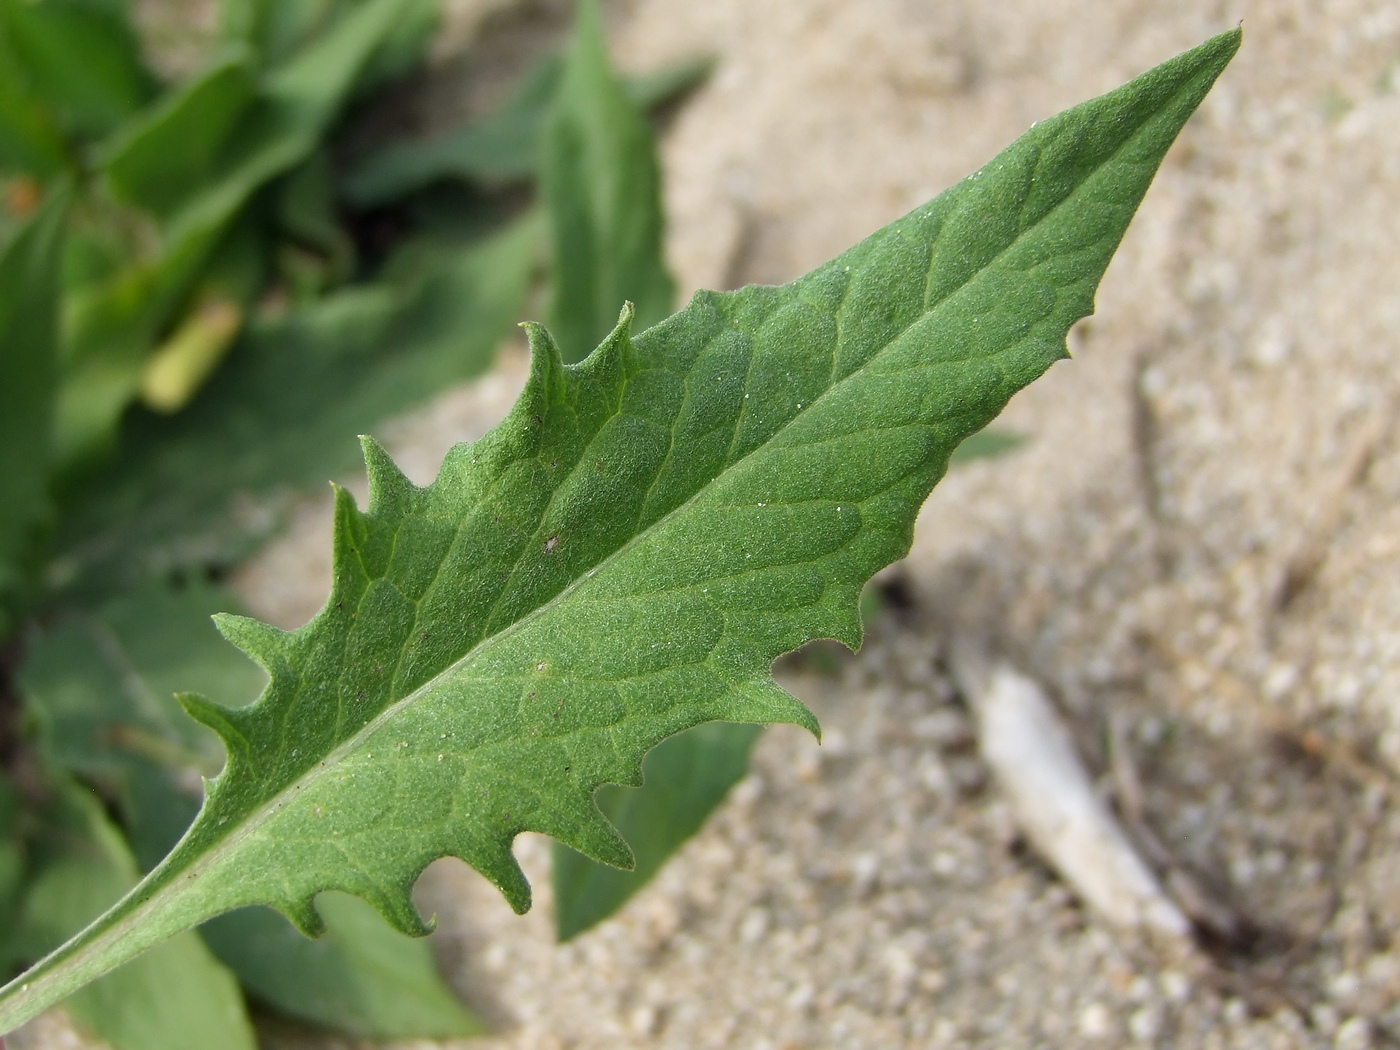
(362, 884, 435, 937)
(570, 301, 636, 412)
(725, 680, 821, 740)
(278, 895, 327, 939)
(463, 839, 532, 915)
(800, 581, 867, 654)
(359, 435, 414, 513)
(210, 613, 290, 674)
(177, 692, 251, 753)
(586, 300, 635, 371)
(330, 482, 371, 582)
(559, 802, 635, 871)
(501, 320, 566, 452)
(519, 321, 565, 382)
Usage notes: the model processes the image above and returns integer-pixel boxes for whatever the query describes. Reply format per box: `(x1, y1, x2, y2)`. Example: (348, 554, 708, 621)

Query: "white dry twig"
(950, 639, 1192, 945)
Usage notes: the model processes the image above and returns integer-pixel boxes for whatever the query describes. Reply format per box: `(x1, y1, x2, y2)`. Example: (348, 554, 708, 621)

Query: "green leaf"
(142, 0, 410, 244)
(100, 56, 261, 220)
(0, 29, 1241, 1030)
(46, 0, 440, 475)
(350, 0, 441, 95)
(0, 0, 156, 143)
(553, 721, 759, 940)
(343, 52, 712, 206)
(51, 212, 539, 599)
(543, 0, 674, 362)
(18, 579, 264, 870)
(0, 772, 24, 971)
(0, 56, 69, 178)
(10, 781, 255, 1050)
(19, 580, 482, 1040)
(0, 186, 67, 638)
(218, 0, 334, 68)
(221, 0, 439, 78)
(949, 426, 1026, 465)
(201, 894, 482, 1039)
(275, 149, 355, 289)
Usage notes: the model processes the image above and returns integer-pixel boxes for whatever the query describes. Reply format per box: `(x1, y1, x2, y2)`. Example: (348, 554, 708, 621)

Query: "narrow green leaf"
(18, 579, 263, 869)
(10, 782, 255, 1050)
(0, 53, 69, 178)
(275, 149, 355, 292)
(221, 0, 439, 79)
(553, 721, 759, 940)
(52, 0, 438, 470)
(0, 29, 1241, 1031)
(544, 0, 674, 362)
(0, 772, 23, 971)
(201, 895, 482, 1039)
(351, 0, 441, 95)
(51, 212, 539, 598)
(343, 52, 712, 206)
(50, 204, 267, 480)
(150, 0, 409, 250)
(624, 55, 714, 114)
(949, 426, 1026, 465)
(218, 0, 335, 68)
(19, 580, 482, 1040)
(345, 57, 563, 206)
(0, 0, 156, 142)
(0, 186, 67, 638)
(100, 56, 261, 220)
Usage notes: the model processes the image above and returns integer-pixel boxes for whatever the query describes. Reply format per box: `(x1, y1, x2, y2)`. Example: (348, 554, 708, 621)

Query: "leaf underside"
(0, 28, 1240, 1033)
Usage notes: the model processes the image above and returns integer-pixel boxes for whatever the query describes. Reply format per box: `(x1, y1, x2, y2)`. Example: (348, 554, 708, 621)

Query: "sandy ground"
(18, 0, 1400, 1046)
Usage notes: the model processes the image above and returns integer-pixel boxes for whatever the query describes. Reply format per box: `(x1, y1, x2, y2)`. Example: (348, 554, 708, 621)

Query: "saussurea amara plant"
(0, 27, 1240, 1034)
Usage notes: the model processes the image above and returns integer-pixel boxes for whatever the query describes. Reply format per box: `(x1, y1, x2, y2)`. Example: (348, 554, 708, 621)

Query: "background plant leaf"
(50, 211, 539, 600)
(18, 578, 483, 1040)
(221, 0, 440, 81)
(553, 721, 759, 940)
(0, 29, 1241, 1030)
(344, 51, 712, 206)
(100, 56, 261, 220)
(0, 773, 23, 972)
(19, 578, 262, 870)
(200, 894, 482, 1039)
(0, 186, 67, 637)
(949, 426, 1026, 465)
(543, 0, 674, 363)
(9, 780, 255, 1050)
(0, 0, 156, 145)
(50, 0, 429, 475)
(0, 51, 70, 178)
